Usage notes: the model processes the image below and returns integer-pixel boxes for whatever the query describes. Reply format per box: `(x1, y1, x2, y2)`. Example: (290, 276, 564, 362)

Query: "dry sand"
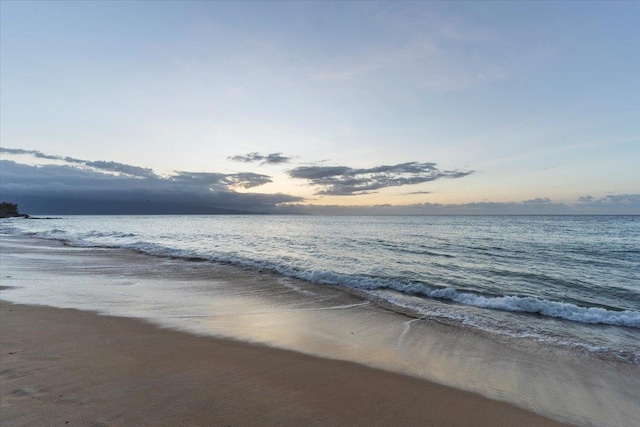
(0, 301, 564, 426)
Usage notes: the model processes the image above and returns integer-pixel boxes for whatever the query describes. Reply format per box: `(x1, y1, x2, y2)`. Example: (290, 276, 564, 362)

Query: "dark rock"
(0, 201, 29, 218)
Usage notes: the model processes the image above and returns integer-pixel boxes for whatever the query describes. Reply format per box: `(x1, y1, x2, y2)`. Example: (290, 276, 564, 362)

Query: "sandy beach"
(1, 300, 565, 426)
(2, 234, 638, 426)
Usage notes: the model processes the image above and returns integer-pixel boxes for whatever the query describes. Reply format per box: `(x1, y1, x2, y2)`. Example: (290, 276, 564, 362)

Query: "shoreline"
(0, 301, 563, 426)
(1, 233, 639, 426)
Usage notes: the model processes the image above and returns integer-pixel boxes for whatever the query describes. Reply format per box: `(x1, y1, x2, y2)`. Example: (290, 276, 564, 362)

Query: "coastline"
(0, 301, 563, 426)
(1, 233, 638, 426)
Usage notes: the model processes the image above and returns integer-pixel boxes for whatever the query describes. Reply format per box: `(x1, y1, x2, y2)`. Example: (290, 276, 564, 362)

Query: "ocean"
(2, 214, 639, 366)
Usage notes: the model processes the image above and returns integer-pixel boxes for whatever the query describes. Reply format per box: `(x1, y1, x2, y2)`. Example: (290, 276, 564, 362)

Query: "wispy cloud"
(170, 171, 272, 190)
(0, 148, 156, 178)
(289, 162, 473, 195)
(228, 152, 292, 165)
(404, 191, 433, 195)
(310, 21, 508, 92)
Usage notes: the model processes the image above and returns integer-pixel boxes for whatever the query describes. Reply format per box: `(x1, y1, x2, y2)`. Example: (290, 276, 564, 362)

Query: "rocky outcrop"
(0, 202, 29, 218)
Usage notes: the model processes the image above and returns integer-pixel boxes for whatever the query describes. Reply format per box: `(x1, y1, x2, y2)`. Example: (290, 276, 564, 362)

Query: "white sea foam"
(407, 286, 640, 328)
(296, 270, 640, 328)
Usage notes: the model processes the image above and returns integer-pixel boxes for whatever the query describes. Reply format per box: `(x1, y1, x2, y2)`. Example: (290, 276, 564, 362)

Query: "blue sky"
(1, 1, 638, 214)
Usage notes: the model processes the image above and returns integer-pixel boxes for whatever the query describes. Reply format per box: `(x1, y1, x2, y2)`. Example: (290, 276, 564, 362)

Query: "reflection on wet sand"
(1, 235, 639, 426)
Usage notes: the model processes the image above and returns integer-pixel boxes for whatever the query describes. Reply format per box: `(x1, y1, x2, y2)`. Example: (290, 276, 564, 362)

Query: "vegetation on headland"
(0, 202, 29, 218)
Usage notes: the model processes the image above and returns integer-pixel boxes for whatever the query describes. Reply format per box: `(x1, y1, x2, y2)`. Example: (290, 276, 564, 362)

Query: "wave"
(5, 226, 640, 329)
(289, 269, 640, 328)
(85, 231, 137, 238)
(419, 289, 640, 327)
(92, 242, 640, 329)
(27, 228, 67, 236)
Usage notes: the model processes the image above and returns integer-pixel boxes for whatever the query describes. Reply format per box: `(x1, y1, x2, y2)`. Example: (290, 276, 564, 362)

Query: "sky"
(1, 1, 638, 214)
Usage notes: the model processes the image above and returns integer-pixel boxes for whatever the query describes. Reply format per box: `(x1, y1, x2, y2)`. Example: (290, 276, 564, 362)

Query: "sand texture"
(0, 301, 564, 426)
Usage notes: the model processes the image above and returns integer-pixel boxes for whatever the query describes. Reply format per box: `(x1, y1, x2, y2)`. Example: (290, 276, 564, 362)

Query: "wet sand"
(0, 301, 563, 426)
(2, 234, 638, 426)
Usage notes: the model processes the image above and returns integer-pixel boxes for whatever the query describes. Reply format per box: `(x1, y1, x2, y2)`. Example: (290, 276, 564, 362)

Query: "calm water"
(3, 215, 639, 364)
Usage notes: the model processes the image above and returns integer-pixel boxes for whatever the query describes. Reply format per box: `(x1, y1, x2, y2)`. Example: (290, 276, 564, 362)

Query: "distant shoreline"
(2, 212, 639, 217)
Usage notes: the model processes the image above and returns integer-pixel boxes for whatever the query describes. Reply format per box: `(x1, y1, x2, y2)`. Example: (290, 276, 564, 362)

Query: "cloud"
(522, 197, 551, 204)
(0, 147, 156, 178)
(576, 194, 640, 209)
(274, 194, 640, 215)
(600, 194, 640, 204)
(0, 149, 303, 214)
(170, 171, 272, 190)
(288, 166, 352, 180)
(310, 34, 508, 92)
(577, 195, 595, 203)
(225, 172, 273, 189)
(1, 148, 273, 190)
(228, 152, 292, 165)
(288, 162, 473, 195)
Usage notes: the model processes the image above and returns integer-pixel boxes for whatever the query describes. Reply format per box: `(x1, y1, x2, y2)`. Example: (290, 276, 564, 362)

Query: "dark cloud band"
(0, 148, 301, 213)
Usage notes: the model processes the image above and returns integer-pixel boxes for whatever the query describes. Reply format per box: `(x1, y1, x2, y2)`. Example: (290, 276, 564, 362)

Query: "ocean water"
(2, 214, 639, 365)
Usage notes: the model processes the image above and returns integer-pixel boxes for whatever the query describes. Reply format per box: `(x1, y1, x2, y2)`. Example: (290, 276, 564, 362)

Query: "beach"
(1, 301, 562, 426)
(1, 231, 638, 426)
(2, 0, 639, 423)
